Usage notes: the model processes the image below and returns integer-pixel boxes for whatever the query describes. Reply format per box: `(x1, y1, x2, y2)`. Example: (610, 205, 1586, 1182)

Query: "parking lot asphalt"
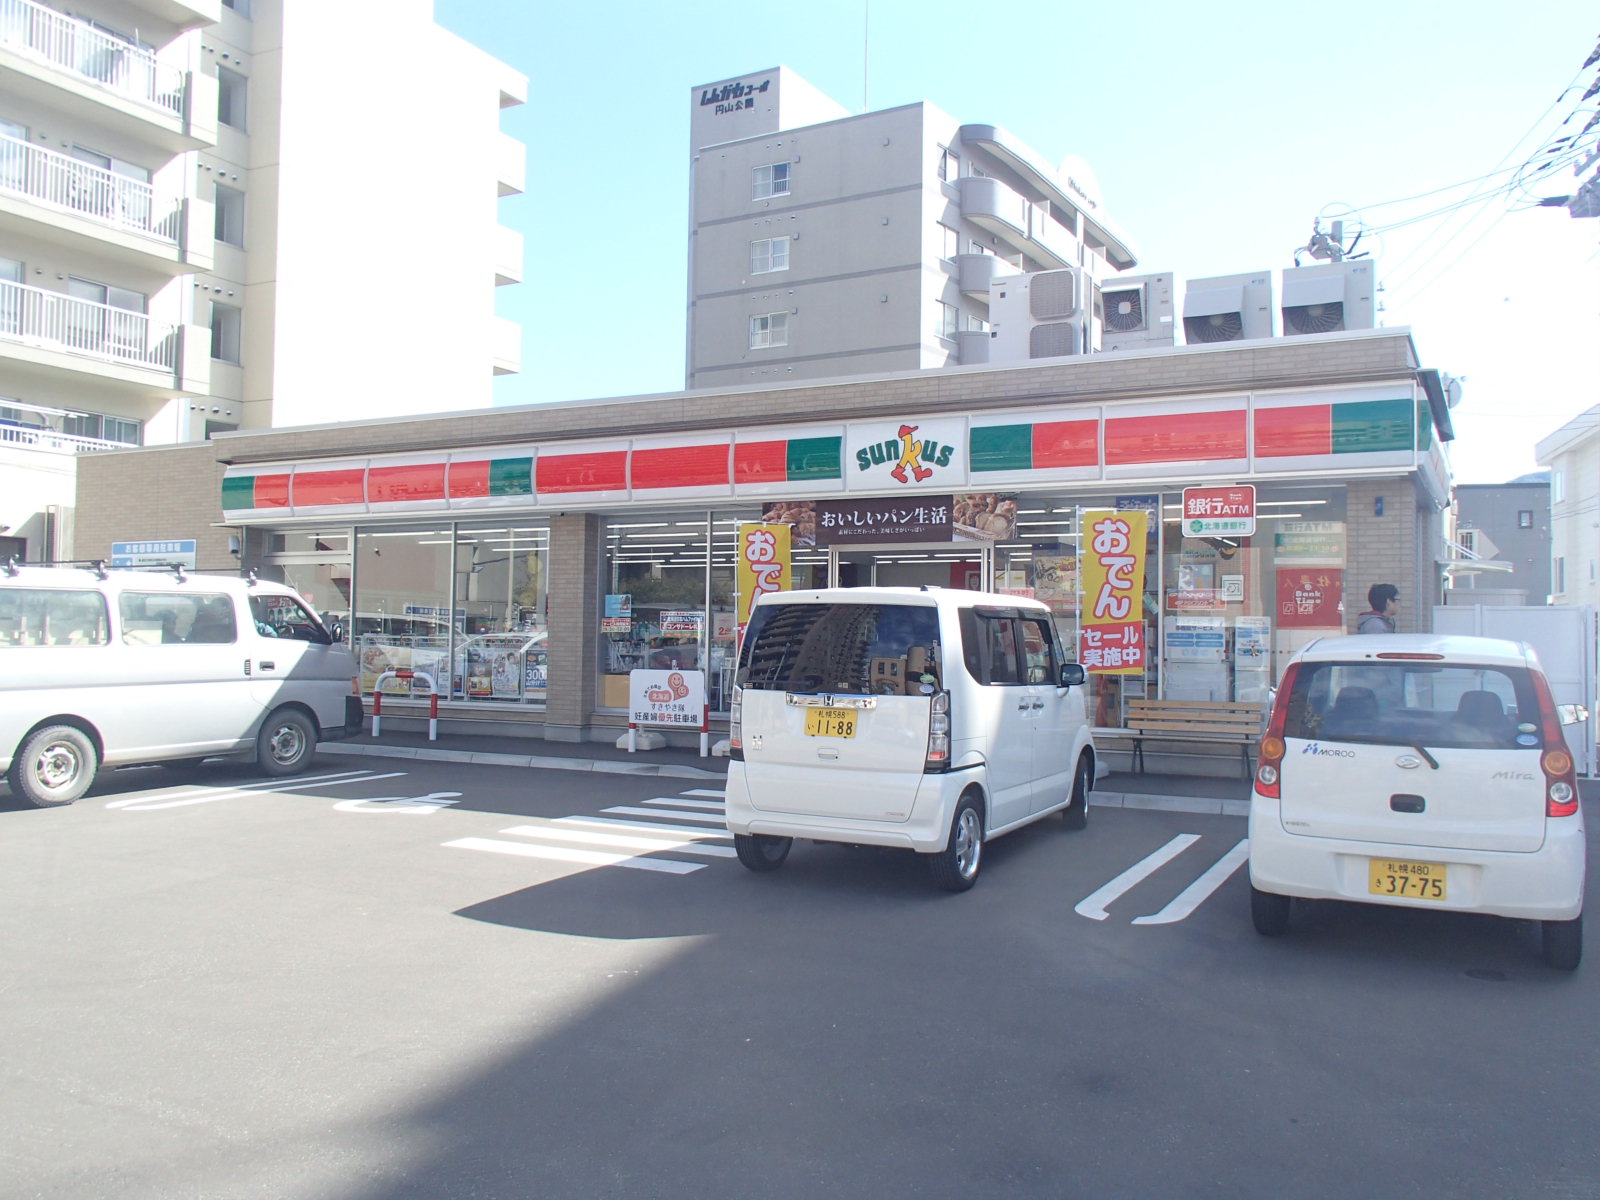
(325, 726, 1253, 815)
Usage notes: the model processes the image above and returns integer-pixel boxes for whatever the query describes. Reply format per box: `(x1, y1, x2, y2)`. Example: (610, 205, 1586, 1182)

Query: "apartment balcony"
(0, 0, 218, 153)
(0, 401, 128, 454)
(494, 131, 525, 197)
(0, 135, 212, 273)
(955, 252, 1018, 299)
(958, 175, 1073, 271)
(122, 0, 222, 29)
(492, 315, 520, 376)
(494, 223, 523, 286)
(0, 277, 206, 395)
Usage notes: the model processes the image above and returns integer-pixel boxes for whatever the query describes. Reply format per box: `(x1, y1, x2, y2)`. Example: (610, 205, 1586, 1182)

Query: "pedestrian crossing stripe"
(443, 836, 705, 874)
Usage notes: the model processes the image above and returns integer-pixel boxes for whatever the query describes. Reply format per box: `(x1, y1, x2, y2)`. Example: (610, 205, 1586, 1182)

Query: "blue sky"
(434, 0, 1600, 485)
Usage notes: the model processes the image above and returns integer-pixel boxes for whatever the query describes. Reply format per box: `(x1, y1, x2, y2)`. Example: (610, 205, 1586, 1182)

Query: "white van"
(1248, 634, 1586, 969)
(723, 587, 1095, 891)
(1, 565, 362, 807)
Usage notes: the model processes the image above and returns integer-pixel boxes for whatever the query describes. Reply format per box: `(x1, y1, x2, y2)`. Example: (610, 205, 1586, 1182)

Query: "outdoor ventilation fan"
(1183, 312, 1244, 343)
(1284, 301, 1345, 334)
(1103, 289, 1145, 332)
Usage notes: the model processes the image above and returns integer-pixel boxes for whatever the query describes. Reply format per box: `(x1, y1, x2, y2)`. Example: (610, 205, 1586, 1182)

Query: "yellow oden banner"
(736, 522, 791, 635)
(1078, 508, 1148, 675)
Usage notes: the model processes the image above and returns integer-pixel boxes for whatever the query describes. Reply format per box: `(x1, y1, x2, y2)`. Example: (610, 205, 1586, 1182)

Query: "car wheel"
(1062, 753, 1091, 831)
(1542, 912, 1583, 971)
(8, 725, 98, 808)
(257, 709, 315, 777)
(1250, 885, 1291, 936)
(734, 833, 792, 872)
(928, 795, 983, 893)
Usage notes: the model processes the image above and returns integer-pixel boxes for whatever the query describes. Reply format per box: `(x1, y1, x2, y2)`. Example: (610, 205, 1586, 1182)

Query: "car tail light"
(1254, 663, 1299, 800)
(728, 686, 744, 762)
(1530, 671, 1578, 816)
(925, 690, 950, 773)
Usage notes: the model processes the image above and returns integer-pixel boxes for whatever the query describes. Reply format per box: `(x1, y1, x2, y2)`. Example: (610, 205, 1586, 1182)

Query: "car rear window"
(1283, 660, 1541, 750)
(739, 602, 941, 695)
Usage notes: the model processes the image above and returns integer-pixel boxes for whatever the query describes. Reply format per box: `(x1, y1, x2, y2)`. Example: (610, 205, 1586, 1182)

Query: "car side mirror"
(1557, 703, 1590, 726)
(1060, 663, 1086, 688)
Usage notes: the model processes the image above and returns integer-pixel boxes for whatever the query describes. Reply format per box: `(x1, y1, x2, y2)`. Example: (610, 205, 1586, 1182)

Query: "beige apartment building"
(685, 66, 1140, 391)
(1537, 406, 1600, 608)
(0, 0, 523, 563)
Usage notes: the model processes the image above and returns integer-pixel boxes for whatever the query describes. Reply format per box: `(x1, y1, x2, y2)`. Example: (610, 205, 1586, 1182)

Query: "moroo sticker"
(1516, 733, 1540, 746)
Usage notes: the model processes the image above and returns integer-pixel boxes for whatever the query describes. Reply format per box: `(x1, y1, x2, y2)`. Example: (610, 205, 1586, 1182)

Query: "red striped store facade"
(184, 329, 1452, 758)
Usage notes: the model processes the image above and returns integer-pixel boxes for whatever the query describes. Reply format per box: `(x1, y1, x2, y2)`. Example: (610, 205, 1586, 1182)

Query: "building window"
(210, 301, 241, 363)
(971, 240, 991, 256)
(217, 67, 247, 130)
(749, 311, 788, 349)
(936, 301, 957, 341)
(967, 315, 989, 333)
(1551, 470, 1564, 503)
(938, 223, 959, 261)
(103, 416, 140, 444)
(214, 183, 244, 246)
(1458, 529, 1477, 557)
(1554, 557, 1566, 594)
(1518, 510, 1533, 529)
(750, 236, 789, 274)
(938, 147, 959, 183)
(752, 162, 790, 200)
(222, 0, 252, 14)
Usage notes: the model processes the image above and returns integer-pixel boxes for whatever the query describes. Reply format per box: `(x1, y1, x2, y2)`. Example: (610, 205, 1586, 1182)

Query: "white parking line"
(1074, 834, 1201, 921)
(105, 771, 408, 811)
(600, 805, 729, 825)
(640, 797, 726, 811)
(681, 789, 726, 798)
(442, 836, 704, 874)
(500, 823, 736, 857)
(1131, 839, 1250, 926)
(552, 816, 731, 841)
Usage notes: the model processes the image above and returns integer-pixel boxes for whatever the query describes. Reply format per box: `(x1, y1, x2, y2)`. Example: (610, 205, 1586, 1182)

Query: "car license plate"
(1367, 858, 1448, 902)
(804, 708, 856, 738)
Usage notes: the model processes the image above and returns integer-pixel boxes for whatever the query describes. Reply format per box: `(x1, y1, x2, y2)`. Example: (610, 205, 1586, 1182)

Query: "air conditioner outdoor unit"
(987, 267, 1087, 363)
(1099, 272, 1177, 352)
(1281, 260, 1377, 336)
(1182, 271, 1274, 344)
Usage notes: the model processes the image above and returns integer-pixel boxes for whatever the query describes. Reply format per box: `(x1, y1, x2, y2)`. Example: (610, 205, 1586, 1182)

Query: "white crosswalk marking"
(1074, 834, 1201, 921)
(106, 770, 405, 811)
(1131, 839, 1250, 925)
(600, 805, 729, 825)
(442, 836, 704, 874)
(681, 789, 726, 798)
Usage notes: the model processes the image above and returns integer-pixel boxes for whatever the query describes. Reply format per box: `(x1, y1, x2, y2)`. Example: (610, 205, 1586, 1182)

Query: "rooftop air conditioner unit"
(1182, 271, 1274, 344)
(1098, 272, 1177, 353)
(1280, 260, 1377, 336)
(987, 267, 1087, 362)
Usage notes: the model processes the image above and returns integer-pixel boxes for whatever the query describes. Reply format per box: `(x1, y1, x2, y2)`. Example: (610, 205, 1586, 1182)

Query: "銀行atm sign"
(1182, 485, 1256, 538)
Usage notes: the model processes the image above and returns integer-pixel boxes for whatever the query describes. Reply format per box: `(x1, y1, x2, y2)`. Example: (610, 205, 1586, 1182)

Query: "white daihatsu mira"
(723, 586, 1095, 892)
(1248, 634, 1586, 969)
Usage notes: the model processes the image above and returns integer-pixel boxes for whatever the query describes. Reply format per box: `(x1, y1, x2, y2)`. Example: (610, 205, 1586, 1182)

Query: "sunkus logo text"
(855, 423, 955, 484)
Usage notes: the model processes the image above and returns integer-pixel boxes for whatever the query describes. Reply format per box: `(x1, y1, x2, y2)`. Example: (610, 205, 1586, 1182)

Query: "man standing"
(1356, 583, 1399, 634)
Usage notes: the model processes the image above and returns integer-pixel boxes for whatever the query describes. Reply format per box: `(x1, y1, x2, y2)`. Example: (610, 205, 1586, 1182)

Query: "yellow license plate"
(804, 708, 857, 738)
(1368, 858, 1448, 902)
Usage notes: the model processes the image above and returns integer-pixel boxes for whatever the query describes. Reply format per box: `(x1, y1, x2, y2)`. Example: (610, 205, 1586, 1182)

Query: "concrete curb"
(323, 743, 1241, 812)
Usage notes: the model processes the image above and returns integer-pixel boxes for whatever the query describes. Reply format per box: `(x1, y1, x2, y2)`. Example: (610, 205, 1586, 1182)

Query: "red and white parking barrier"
(371, 669, 439, 741)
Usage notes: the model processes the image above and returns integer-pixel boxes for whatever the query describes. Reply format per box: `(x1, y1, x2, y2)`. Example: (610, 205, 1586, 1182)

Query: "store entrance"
(828, 543, 993, 590)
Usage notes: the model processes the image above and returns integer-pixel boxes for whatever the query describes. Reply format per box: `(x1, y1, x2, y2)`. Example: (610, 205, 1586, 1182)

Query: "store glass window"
(451, 521, 549, 703)
(353, 526, 455, 697)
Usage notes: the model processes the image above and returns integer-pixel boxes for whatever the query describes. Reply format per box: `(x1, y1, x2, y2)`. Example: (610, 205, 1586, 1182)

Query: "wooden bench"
(1096, 698, 1265, 780)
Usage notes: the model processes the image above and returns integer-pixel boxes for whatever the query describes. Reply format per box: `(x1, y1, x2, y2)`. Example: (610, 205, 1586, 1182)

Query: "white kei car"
(1248, 634, 1586, 970)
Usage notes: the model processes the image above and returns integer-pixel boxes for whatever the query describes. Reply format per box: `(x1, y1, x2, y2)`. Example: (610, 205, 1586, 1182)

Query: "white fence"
(0, 0, 185, 115)
(0, 278, 177, 372)
(0, 135, 178, 242)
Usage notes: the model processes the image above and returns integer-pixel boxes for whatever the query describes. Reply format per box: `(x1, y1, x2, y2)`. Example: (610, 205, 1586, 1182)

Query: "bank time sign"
(1182, 485, 1256, 537)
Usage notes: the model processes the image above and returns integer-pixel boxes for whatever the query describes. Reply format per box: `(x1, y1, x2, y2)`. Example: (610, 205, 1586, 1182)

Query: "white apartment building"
(685, 67, 1139, 391)
(0, 0, 524, 562)
(1536, 405, 1600, 608)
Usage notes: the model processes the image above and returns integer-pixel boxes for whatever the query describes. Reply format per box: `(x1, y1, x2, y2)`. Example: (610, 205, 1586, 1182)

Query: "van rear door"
(736, 599, 939, 823)
(1278, 659, 1548, 852)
